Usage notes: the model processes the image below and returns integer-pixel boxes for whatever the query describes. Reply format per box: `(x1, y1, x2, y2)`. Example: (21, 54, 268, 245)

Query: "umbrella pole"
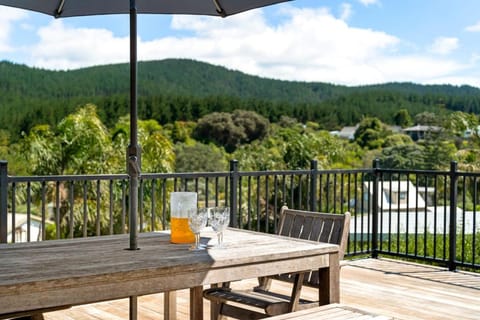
(128, 0, 140, 251)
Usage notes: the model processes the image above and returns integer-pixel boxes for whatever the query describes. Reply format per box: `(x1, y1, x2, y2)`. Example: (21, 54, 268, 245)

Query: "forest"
(1, 58, 480, 176)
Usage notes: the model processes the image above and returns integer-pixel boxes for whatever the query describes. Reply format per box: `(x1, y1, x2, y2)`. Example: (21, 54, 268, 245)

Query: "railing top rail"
(237, 168, 372, 177)
(377, 168, 451, 175)
(8, 174, 129, 183)
(141, 171, 229, 179)
(7, 168, 376, 183)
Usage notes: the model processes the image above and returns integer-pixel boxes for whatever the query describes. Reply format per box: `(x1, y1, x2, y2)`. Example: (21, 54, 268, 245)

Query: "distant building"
(331, 125, 359, 140)
(7, 213, 44, 242)
(403, 125, 441, 141)
(363, 180, 433, 212)
(463, 125, 480, 139)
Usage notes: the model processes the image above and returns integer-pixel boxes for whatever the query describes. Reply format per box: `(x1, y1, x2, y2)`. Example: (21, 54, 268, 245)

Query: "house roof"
(403, 125, 441, 132)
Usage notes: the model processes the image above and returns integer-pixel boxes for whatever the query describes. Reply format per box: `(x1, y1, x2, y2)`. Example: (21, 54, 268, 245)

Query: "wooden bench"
(267, 304, 393, 319)
(204, 206, 351, 320)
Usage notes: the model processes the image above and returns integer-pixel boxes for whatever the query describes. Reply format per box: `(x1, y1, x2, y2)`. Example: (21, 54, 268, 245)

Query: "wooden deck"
(43, 258, 480, 320)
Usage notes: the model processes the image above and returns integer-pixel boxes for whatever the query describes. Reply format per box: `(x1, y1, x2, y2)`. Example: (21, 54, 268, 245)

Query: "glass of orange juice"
(170, 192, 197, 244)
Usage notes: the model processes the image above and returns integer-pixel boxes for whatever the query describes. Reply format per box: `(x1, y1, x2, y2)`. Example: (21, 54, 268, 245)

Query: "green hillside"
(1, 58, 480, 140)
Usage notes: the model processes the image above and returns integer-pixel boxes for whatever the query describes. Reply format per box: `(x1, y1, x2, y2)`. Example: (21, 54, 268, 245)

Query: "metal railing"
(1, 159, 479, 271)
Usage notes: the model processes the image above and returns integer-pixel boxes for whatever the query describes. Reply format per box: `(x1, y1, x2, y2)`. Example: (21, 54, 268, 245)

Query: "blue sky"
(1, 0, 480, 88)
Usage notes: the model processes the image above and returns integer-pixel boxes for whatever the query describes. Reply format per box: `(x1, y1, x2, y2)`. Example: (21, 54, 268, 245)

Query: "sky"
(1, 0, 480, 88)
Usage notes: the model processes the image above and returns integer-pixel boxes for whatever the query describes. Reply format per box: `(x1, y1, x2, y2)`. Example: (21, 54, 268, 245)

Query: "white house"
(330, 125, 359, 140)
(7, 213, 44, 242)
(364, 180, 429, 211)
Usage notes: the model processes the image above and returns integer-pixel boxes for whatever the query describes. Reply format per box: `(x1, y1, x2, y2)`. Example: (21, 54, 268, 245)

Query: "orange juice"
(170, 217, 195, 243)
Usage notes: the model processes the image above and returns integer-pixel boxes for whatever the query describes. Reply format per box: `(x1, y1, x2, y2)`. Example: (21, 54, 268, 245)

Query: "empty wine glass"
(188, 207, 208, 251)
(209, 207, 230, 248)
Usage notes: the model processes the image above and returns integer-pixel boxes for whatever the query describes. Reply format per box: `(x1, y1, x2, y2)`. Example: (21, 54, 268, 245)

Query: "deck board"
(43, 258, 480, 320)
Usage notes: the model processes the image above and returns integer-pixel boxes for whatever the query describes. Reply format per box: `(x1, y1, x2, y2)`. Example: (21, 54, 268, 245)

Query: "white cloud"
(358, 0, 380, 6)
(428, 37, 459, 55)
(5, 5, 478, 88)
(0, 7, 27, 52)
(30, 20, 129, 70)
(465, 21, 480, 32)
(340, 3, 353, 21)
(141, 7, 402, 85)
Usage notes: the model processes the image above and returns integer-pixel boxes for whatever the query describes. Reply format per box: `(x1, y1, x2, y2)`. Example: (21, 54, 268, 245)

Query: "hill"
(1, 58, 480, 140)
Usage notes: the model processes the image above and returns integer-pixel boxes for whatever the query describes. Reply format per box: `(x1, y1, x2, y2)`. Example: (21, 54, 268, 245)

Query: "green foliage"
(169, 121, 196, 144)
(354, 117, 390, 149)
(111, 116, 175, 173)
(380, 144, 425, 169)
(379, 232, 480, 267)
(394, 108, 413, 127)
(193, 110, 269, 152)
(414, 111, 441, 125)
(2, 59, 480, 143)
(382, 133, 414, 148)
(175, 142, 227, 172)
(443, 111, 479, 137)
(21, 105, 112, 175)
(233, 124, 357, 171)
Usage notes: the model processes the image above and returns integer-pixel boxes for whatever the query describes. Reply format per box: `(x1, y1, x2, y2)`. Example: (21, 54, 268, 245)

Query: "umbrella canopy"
(0, 0, 289, 17)
(0, 0, 291, 250)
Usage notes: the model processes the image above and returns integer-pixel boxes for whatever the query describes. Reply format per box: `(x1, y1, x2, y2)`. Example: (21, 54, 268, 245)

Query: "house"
(363, 180, 430, 212)
(7, 213, 44, 242)
(403, 125, 441, 141)
(463, 125, 480, 139)
(331, 125, 359, 140)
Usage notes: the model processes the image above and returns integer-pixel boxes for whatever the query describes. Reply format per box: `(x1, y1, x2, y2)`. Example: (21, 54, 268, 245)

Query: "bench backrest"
(275, 206, 351, 288)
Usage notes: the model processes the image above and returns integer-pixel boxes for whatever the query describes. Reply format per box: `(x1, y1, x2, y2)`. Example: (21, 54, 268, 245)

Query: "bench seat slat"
(267, 304, 393, 320)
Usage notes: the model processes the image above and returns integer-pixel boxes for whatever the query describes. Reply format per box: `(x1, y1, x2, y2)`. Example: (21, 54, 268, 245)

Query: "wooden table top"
(0, 228, 339, 316)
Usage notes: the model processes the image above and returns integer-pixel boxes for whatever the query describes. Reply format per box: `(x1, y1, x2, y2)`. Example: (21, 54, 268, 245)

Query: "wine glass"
(188, 207, 208, 251)
(209, 207, 230, 248)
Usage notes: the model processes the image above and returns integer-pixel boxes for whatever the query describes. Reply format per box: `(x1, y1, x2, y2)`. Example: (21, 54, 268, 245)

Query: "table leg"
(318, 252, 340, 305)
(164, 291, 177, 320)
(129, 296, 137, 320)
(190, 286, 204, 320)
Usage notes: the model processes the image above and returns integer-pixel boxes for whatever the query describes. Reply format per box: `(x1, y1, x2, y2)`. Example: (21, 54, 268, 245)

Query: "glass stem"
(195, 233, 200, 248)
(217, 232, 223, 246)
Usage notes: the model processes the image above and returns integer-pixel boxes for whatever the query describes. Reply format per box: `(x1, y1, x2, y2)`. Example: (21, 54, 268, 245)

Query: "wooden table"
(0, 228, 339, 320)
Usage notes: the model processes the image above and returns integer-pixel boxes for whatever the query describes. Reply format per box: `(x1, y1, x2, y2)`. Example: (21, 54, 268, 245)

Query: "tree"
(232, 110, 269, 143)
(175, 142, 227, 172)
(443, 111, 478, 137)
(419, 132, 457, 170)
(414, 112, 440, 125)
(394, 109, 413, 127)
(111, 116, 175, 173)
(382, 133, 414, 148)
(193, 110, 270, 152)
(169, 121, 195, 144)
(21, 104, 113, 175)
(354, 117, 389, 150)
(379, 144, 425, 169)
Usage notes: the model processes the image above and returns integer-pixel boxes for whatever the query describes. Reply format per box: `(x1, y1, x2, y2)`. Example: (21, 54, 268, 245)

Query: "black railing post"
(371, 159, 380, 258)
(229, 160, 239, 228)
(310, 160, 318, 211)
(0, 161, 8, 243)
(448, 161, 458, 271)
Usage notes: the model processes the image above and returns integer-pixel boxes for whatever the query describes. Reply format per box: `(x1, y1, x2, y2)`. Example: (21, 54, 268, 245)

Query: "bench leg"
(210, 301, 222, 320)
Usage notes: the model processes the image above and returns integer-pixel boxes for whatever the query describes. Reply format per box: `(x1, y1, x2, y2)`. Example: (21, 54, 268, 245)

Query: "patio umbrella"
(0, 0, 291, 250)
